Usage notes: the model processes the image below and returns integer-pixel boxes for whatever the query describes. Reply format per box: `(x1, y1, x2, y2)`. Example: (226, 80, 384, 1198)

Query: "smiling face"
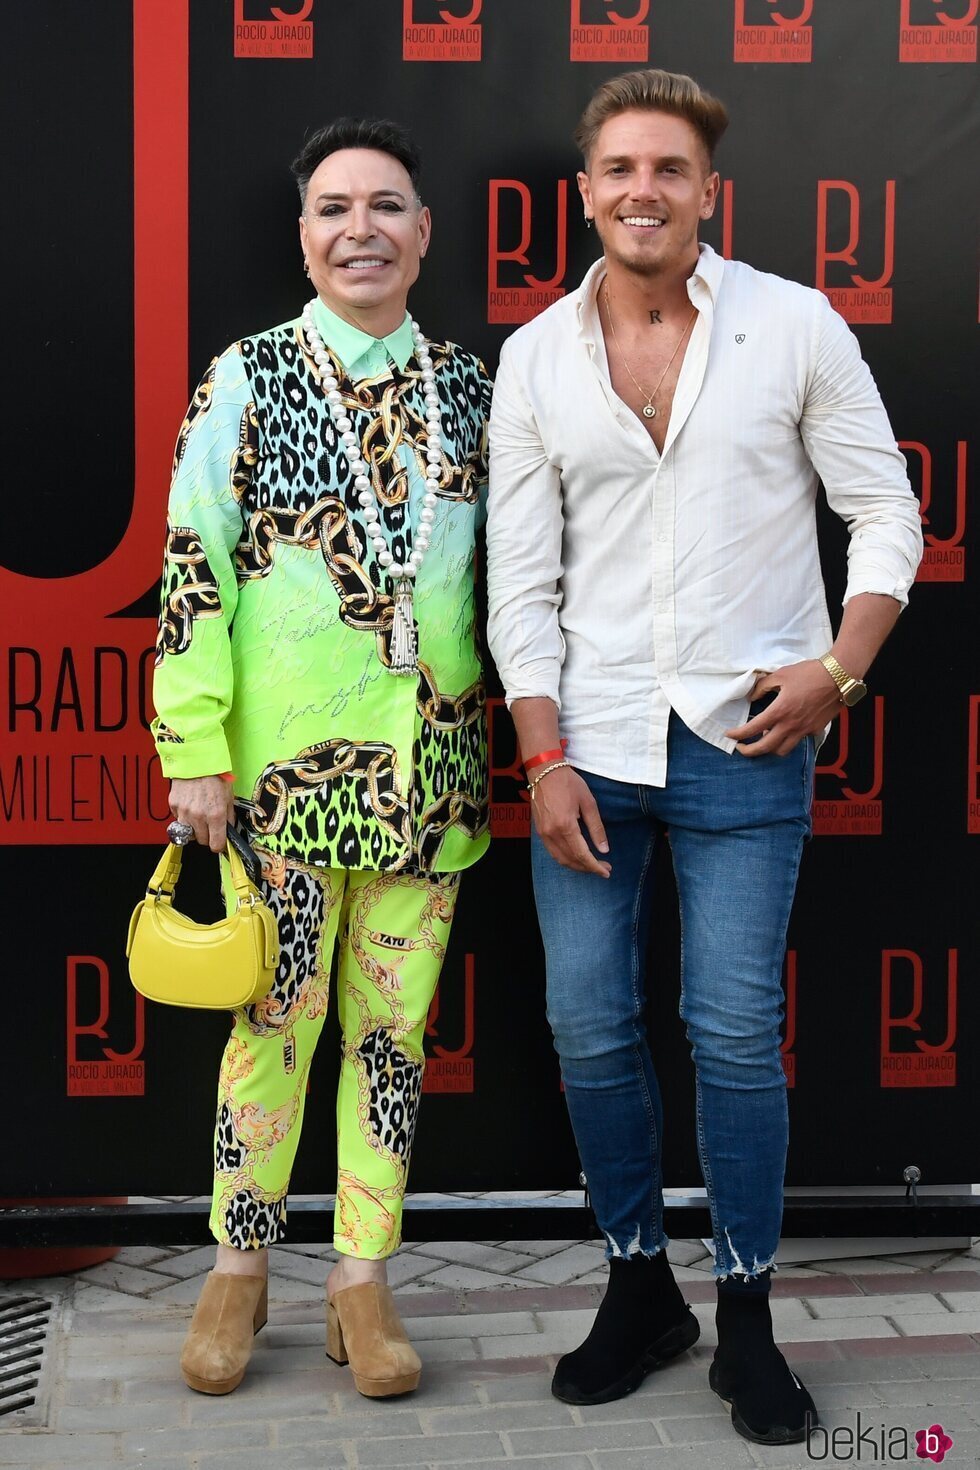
(578, 109, 719, 281)
(298, 147, 431, 334)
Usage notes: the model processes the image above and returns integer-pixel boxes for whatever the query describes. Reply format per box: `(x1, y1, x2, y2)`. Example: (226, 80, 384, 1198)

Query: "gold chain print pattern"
(335, 870, 459, 1257)
(209, 859, 459, 1257)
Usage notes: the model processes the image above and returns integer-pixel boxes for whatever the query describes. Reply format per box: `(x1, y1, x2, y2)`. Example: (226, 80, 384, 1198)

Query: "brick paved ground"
(2, 1212, 979, 1469)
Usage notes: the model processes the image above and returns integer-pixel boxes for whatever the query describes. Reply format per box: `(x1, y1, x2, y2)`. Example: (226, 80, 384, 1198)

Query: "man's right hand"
(169, 776, 235, 852)
(531, 766, 611, 878)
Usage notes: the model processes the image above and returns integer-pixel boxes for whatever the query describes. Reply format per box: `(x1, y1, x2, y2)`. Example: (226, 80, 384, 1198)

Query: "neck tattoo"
(648, 310, 663, 325)
(603, 283, 697, 421)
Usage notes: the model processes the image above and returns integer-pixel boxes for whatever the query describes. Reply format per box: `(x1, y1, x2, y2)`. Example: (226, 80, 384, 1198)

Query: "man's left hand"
(725, 661, 842, 757)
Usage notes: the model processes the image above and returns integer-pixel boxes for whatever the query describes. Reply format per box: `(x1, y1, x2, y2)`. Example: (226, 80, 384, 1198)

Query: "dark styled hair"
(290, 118, 422, 206)
(575, 69, 729, 169)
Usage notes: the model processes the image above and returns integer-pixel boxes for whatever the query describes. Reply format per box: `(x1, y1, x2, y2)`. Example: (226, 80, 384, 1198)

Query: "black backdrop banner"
(1, 0, 976, 1198)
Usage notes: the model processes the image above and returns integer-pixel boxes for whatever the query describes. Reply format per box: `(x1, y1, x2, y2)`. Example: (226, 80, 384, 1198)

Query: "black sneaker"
(709, 1352, 819, 1445)
(552, 1307, 700, 1406)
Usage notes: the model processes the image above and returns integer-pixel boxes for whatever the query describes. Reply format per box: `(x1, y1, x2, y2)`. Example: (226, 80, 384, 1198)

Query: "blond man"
(487, 70, 921, 1445)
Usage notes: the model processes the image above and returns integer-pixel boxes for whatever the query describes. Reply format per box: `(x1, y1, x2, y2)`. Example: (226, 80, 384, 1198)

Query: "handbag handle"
(145, 830, 259, 906)
(225, 822, 262, 886)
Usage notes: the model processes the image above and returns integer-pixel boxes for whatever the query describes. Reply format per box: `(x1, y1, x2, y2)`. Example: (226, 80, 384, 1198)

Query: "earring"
(303, 259, 310, 277)
(584, 216, 593, 229)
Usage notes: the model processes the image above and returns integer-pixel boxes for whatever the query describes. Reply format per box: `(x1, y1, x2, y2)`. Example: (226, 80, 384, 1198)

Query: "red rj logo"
(700, 180, 735, 260)
(402, 0, 482, 60)
(812, 698, 885, 835)
(570, 0, 650, 62)
(880, 950, 957, 1088)
(816, 180, 896, 324)
(233, 0, 314, 58)
(903, 440, 969, 582)
(968, 696, 980, 834)
(780, 950, 797, 1087)
(424, 953, 476, 1092)
(900, 0, 977, 61)
(67, 956, 146, 1097)
(487, 180, 568, 324)
(734, 0, 813, 62)
(487, 697, 530, 837)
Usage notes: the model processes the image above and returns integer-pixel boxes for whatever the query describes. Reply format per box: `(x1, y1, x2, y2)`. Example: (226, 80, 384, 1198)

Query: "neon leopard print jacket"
(152, 311, 491, 874)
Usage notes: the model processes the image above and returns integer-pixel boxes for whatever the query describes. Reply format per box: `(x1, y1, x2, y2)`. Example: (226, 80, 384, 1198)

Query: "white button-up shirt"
(486, 244, 923, 786)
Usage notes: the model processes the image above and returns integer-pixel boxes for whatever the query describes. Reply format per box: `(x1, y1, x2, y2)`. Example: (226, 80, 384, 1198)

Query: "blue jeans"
(532, 712, 815, 1279)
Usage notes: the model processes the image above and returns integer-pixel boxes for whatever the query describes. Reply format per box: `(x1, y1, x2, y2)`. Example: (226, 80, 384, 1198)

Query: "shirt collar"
(311, 297, 415, 375)
(576, 241, 724, 346)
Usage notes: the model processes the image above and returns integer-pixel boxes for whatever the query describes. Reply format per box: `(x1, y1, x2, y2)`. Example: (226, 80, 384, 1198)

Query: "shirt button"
(658, 533, 668, 543)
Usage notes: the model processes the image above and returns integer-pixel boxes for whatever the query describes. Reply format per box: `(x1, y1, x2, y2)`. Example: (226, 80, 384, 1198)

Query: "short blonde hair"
(575, 69, 729, 169)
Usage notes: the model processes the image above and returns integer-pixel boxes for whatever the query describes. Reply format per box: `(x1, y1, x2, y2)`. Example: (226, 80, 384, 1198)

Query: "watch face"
(842, 681, 867, 707)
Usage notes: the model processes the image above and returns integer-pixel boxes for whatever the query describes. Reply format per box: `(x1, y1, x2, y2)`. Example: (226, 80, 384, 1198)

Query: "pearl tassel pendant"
(301, 299, 445, 677)
(390, 576, 419, 676)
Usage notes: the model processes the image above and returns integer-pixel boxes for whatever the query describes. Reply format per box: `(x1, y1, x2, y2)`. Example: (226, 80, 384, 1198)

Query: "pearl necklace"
(301, 298, 444, 675)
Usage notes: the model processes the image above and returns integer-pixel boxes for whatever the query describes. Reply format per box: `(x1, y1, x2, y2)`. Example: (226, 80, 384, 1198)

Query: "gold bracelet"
(528, 759, 571, 801)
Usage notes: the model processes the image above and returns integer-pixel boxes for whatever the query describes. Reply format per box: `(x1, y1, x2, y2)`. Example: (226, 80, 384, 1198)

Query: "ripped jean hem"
(713, 1259, 778, 1283)
(712, 1229, 777, 1282)
(602, 1228, 670, 1263)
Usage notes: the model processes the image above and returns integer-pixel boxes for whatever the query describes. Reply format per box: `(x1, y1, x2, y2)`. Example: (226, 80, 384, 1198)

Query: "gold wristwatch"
(819, 653, 868, 707)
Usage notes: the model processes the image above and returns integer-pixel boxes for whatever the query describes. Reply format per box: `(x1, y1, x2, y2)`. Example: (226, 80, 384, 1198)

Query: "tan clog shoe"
(326, 1281, 421, 1397)
(180, 1270, 268, 1395)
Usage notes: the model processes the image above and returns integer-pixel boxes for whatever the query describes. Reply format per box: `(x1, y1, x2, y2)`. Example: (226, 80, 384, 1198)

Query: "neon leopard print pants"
(209, 851, 459, 1258)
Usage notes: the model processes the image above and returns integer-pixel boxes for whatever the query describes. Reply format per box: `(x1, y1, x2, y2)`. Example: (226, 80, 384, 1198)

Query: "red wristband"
(218, 772, 236, 782)
(523, 740, 569, 772)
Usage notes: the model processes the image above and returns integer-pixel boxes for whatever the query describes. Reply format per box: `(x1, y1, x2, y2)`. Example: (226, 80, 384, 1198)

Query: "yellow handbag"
(126, 830, 278, 1009)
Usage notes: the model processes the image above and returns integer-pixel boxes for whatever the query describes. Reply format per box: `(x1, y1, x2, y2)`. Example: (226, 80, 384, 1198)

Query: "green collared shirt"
(311, 297, 415, 378)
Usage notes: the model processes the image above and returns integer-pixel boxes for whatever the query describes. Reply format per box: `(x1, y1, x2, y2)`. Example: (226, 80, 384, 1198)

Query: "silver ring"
(167, 820, 196, 847)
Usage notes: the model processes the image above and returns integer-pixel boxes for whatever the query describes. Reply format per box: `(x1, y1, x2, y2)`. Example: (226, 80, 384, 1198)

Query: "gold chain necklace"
(603, 283, 697, 420)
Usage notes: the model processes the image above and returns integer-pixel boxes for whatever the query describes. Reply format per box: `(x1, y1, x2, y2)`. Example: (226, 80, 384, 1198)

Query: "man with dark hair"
(487, 68, 922, 1444)
(156, 118, 491, 1400)
(291, 117, 422, 198)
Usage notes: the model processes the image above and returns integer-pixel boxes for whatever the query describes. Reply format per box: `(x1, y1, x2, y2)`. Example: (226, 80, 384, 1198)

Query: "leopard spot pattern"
(223, 1189, 286, 1249)
(356, 1028, 423, 1162)
(214, 1101, 248, 1173)
(241, 864, 324, 1035)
